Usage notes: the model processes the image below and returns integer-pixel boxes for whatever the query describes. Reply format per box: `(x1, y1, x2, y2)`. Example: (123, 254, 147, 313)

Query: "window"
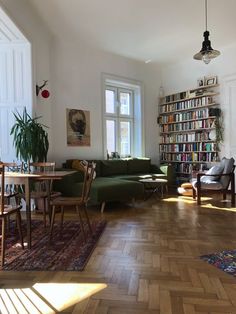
(103, 75, 143, 158)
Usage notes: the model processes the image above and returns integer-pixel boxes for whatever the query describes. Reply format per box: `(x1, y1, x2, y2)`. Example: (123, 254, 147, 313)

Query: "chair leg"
(43, 198, 47, 228)
(50, 205, 56, 241)
(231, 174, 235, 206)
(60, 206, 64, 231)
(192, 188, 196, 200)
(101, 202, 106, 213)
(83, 205, 93, 235)
(16, 211, 24, 249)
(1, 217, 6, 267)
(197, 188, 201, 205)
(77, 206, 86, 242)
(223, 192, 227, 200)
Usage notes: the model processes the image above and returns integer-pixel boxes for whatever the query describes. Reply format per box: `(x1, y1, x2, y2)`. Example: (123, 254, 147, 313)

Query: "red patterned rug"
(2, 219, 106, 271)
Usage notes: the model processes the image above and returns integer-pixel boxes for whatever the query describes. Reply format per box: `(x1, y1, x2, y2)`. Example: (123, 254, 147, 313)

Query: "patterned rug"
(2, 219, 106, 271)
(200, 250, 236, 277)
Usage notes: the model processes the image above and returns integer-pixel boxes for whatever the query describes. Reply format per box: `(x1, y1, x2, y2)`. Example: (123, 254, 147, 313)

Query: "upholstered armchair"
(192, 157, 235, 206)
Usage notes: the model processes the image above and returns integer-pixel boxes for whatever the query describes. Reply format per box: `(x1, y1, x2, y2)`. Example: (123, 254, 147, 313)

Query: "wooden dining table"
(5, 170, 75, 249)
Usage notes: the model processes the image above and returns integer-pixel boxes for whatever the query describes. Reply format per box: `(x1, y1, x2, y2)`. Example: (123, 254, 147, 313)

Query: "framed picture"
(197, 78, 204, 87)
(66, 108, 91, 146)
(204, 76, 217, 86)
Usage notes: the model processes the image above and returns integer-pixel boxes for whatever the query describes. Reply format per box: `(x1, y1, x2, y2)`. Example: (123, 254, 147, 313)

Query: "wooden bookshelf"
(159, 82, 220, 183)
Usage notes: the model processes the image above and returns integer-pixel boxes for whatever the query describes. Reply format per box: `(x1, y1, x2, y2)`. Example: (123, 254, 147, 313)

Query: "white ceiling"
(28, 0, 236, 65)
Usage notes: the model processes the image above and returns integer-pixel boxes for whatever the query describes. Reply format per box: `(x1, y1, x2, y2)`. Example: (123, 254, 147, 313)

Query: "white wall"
(0, 0, 53, 157)
(51, 39, 161, 166)
(161, 43, 236, 160)
(0, 0, 162, 167)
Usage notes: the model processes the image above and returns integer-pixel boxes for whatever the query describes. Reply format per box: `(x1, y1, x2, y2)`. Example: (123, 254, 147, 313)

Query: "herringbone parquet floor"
(1, 194, 236, 313)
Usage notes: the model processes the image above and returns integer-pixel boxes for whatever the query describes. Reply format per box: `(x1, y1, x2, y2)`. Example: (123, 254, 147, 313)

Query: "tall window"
(105, 86, 134, 157)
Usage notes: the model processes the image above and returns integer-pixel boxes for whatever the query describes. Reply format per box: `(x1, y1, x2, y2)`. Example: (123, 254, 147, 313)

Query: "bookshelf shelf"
(159, 82, 220, 182)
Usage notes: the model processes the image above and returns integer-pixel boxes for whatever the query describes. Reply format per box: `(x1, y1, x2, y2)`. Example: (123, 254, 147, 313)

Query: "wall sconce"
(36, 80, 50, 98)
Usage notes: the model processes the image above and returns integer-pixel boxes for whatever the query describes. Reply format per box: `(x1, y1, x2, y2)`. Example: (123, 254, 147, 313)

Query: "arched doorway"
(0, 6, 32, 161)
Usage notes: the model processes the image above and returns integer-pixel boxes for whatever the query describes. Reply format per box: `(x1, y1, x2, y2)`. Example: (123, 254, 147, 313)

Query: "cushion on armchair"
(201, 165, 224, 182)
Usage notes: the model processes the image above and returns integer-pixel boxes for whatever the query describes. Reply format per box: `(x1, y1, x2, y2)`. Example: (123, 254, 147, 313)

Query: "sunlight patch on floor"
(201, 203, 236, 212)
(0, 283, 107, 313)
(162, 196, 212, 204)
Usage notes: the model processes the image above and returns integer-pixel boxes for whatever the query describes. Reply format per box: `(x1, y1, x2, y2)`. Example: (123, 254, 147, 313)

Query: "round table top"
(139, 178, 168, 183)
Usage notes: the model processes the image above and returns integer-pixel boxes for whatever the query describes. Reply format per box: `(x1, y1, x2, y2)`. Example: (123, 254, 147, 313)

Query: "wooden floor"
(1, 194, 236, 313)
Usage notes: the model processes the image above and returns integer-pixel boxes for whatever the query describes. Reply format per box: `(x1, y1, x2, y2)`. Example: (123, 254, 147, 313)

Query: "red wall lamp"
(36, 80, 50, 98)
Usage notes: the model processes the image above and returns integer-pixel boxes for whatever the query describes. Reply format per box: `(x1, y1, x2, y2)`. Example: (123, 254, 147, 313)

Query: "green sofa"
(54, 158, 172, 212)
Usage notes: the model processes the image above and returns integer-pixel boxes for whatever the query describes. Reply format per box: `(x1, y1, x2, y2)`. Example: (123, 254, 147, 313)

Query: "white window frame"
(102, 73, 144, 159)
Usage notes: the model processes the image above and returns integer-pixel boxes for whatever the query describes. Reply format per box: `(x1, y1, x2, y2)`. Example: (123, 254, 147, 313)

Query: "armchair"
(192, 157, 235, 206)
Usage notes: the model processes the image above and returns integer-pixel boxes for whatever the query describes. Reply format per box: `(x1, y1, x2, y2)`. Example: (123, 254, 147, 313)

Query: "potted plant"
(10, 107, 49, 166)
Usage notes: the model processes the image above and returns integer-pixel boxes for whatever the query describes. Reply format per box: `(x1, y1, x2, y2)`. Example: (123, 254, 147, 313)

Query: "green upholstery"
(101, 160, 127, 176)
(89, 178, 144, 203)
(127, 158, 151, 174)
(55, 158, 173, 207)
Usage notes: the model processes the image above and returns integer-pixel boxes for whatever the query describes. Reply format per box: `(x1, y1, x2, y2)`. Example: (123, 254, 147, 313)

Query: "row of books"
(160, 142, 217, 152)
(160, 120, 213, 133)
(161, 152, 218, 162)
(164, 91, 187, 103)
(160, 97, 213, 113)
(174, 163, 207, 174)
(159, 108, 211, 124)
(160, 131, 211, 143)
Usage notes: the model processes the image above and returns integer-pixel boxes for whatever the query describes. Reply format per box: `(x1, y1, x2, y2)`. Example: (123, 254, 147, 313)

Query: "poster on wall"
(66, 108, 91, 146)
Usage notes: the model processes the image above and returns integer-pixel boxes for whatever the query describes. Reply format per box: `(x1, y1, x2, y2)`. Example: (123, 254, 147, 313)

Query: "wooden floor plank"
(1, 194, 236, 313)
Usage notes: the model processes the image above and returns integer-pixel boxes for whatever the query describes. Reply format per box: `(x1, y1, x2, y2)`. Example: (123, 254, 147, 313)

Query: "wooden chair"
(49, 161, 96, 241)
(0, 163, 24, 267)
(2, 162, 22, 206)
(28, 162, 58, 227)
(192, 158, 235, 206)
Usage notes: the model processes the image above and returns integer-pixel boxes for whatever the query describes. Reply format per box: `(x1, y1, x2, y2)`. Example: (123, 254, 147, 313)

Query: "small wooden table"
(139, 178, 168, 199)
(5, 171, 75, 249)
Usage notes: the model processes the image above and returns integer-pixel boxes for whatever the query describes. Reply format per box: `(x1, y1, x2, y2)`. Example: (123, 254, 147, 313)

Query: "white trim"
(102, 73, 144, 158)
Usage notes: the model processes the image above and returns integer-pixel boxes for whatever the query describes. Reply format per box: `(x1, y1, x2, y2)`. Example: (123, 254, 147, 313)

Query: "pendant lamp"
(193, 0, 220, 64)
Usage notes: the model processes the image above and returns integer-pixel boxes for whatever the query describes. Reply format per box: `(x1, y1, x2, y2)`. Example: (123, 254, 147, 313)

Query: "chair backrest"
(219, 157, 235, 189)
(0, 163, 5, 214)
(2, 162, 22, 196)
(3, 162, 21, 172)
(81, 161, 96, 203)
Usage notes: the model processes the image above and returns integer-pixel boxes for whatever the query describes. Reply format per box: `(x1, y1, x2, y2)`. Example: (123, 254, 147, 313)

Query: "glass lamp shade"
(193, 31, 220, 64)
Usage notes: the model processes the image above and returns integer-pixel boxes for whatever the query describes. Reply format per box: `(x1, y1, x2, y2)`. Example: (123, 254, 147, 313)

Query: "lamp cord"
(205, 0, 208, 30)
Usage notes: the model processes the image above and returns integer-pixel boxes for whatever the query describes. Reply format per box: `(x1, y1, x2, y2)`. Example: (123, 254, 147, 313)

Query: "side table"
(139, 178, 168, 200)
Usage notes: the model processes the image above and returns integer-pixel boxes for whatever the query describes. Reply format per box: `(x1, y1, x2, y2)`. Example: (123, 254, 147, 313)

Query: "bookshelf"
(159, 83, 221, 183)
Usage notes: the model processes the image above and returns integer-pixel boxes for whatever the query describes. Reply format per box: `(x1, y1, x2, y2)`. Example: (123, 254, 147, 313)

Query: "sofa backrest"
(101, 160, 127, 176)
(65, 158, 152, 178)
(127, 158, 151, 174)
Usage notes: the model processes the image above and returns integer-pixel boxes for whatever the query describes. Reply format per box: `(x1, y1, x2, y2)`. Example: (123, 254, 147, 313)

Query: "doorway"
(0, 6, 32, 161)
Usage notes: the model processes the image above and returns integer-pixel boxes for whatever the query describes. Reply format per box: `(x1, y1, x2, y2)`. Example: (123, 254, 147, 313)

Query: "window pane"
(120, 121, 131, 156)
(105, 90, 115, 114)
(120, 92, 130, 115)
(106, 120, 115, 154)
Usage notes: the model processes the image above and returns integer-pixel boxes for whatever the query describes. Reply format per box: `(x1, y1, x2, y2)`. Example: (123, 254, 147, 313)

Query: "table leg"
(46, 181, 52, 224)
(25, 179, 31, 249)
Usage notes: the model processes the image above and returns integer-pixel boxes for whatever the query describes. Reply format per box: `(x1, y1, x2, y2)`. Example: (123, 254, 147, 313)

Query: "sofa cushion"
(127, 158, 151, 174)
(101, 160, 127, 176)
(111, 173, 166, 181)
(201, 165, 224, 182)
(192, 179, 223, 190)
(89, 177, 144, 203)
(71, 160, 84, 172)
(68, 159, 101, 177)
